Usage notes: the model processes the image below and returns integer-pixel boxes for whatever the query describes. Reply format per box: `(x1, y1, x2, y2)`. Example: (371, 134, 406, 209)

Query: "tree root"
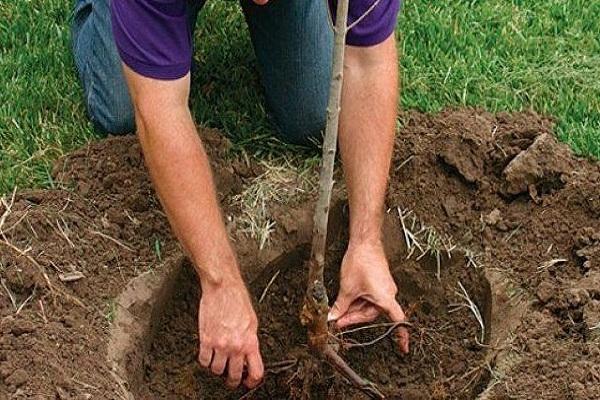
(322, 345, 385, 399)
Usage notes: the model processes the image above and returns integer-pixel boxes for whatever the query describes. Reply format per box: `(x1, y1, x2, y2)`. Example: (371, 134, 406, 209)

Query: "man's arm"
(329, 35, 410, 353)
(122, 65, 264, 388)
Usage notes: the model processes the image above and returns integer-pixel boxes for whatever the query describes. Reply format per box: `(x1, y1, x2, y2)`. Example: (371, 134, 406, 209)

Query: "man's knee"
(271, 106, 326, 146)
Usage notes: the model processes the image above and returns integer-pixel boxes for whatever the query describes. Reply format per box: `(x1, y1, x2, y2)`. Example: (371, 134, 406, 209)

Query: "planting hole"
(131, 213, 492, 399)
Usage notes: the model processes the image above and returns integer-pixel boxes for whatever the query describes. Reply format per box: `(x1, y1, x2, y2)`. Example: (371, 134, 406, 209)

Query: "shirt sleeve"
(329, 0, 402, 47)
(111, 0, 192, 80)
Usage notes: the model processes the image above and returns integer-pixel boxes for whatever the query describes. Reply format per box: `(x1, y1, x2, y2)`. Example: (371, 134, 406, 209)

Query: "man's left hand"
(328, 241, 410, 354)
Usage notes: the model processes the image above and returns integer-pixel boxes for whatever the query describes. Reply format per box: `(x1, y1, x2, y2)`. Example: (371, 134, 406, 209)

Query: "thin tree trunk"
(300, 1, 387, 398)
(302, 0, 350, 349)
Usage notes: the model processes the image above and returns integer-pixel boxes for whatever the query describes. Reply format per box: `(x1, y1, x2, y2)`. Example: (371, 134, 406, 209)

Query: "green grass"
(1, 0, 599, 194)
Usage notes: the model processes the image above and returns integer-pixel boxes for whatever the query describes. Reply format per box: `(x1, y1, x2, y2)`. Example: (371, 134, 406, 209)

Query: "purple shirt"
(111, 0, 400, 80)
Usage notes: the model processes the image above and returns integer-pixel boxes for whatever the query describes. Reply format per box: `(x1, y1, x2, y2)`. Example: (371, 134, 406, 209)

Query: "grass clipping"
(232, 159, 315, 249)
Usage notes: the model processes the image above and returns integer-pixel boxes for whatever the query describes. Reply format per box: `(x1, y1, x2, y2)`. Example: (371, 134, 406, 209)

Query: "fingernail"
(327, 311, 336, 321)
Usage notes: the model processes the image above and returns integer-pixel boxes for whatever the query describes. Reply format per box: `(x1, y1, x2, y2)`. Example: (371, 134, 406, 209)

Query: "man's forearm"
(123, 67, 240, 287)
(339, 35, 398, 246)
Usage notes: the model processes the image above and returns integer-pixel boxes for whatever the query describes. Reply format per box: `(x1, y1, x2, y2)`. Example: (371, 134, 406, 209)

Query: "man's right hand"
(197, 276, 264, 389)
(120, 66, 263, 389)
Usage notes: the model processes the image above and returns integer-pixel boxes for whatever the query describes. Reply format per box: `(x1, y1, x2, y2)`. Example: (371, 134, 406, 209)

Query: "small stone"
(0, 362, 12, 378)
(566, 288, 589, 307)
(536, 281, 555, 304)
(56, 386, 70, 400)
(482, 227, 493, 242)
(10, 320, 35, 336)
(483, 209, 502, 226)
(496, 221, 509, 232)
(6, 369, 28, 387)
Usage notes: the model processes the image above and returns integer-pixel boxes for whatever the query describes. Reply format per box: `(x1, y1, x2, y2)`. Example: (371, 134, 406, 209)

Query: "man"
(72, 0, 409, 390)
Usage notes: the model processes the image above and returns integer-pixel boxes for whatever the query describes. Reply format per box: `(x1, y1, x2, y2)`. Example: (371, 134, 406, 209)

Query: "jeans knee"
(272, 107, 326, 146)
(89, 97, 135, 135)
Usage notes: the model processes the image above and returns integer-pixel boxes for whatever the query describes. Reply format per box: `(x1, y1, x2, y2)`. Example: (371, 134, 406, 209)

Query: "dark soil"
(138, 210, 491, 400)
(0, 109, 598, 399)
(0, 129, 257, 399)
(388, 109, 600, 399)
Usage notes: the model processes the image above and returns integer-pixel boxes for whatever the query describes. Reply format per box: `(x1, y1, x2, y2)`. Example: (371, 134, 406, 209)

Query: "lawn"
(1, 0, 599, 194)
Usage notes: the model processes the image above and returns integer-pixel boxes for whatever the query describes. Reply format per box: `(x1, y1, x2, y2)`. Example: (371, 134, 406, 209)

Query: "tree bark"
(302, 0, 350, 350)
(300, 1, 387, 398)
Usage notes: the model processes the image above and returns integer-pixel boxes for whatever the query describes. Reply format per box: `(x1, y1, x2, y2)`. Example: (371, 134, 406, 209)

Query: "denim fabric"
(72, 0, 333, 145)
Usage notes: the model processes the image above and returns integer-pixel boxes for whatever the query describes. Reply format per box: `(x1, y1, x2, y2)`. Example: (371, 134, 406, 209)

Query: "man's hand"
(329, 241, 410, 353)
(198, 277, 264, 389)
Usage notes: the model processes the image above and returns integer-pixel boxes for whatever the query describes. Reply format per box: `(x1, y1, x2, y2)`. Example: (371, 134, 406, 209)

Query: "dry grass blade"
(537, 258, 568, 273)
(16, 288, 35, 315)
(0, 187, 17, 232)
(0, 239, 54, 291)
(395, 155, 414, 172)
(0, 239, 87, 309)
(88, 229, 134, 252)
(55, 217, 75, 248)
(232, 159, 314, 249)
(258, 269, 281, 304)
(450, 281, 486, 343)
(1, 278, 18, 310)
(397, 207, 458, 280)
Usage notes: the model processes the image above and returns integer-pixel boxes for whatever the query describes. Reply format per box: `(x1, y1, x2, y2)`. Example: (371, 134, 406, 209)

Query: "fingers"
(328, 291, 355, 322)
(199, 340, 263, 390)
(226, 355, 244, 388)
(198, 343, 213, 368)
(244, 346, 264, 389)
(336, 304, 380, 328)
(383, 301, 410, 354)
(210, 351, 228, 375)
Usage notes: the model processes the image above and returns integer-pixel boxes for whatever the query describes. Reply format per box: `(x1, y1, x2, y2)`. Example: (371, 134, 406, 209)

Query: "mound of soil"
(0, 108, 598, 399)
(389, 109, 600, 399)
(0, 129, 270, 399)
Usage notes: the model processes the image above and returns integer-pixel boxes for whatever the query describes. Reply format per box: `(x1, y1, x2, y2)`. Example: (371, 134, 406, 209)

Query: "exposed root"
(265, 358, 299, 374)
(335, 321, 412, 337)
(341, 321, 413, 350)
(322, 345, 385, 399)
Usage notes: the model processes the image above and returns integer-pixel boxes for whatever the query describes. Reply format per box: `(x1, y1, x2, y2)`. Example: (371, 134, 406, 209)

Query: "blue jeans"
(71, 0, 333, 145)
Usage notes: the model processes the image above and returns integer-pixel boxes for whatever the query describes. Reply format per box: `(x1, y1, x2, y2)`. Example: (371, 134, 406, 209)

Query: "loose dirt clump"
(0, 109, 599, 399)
